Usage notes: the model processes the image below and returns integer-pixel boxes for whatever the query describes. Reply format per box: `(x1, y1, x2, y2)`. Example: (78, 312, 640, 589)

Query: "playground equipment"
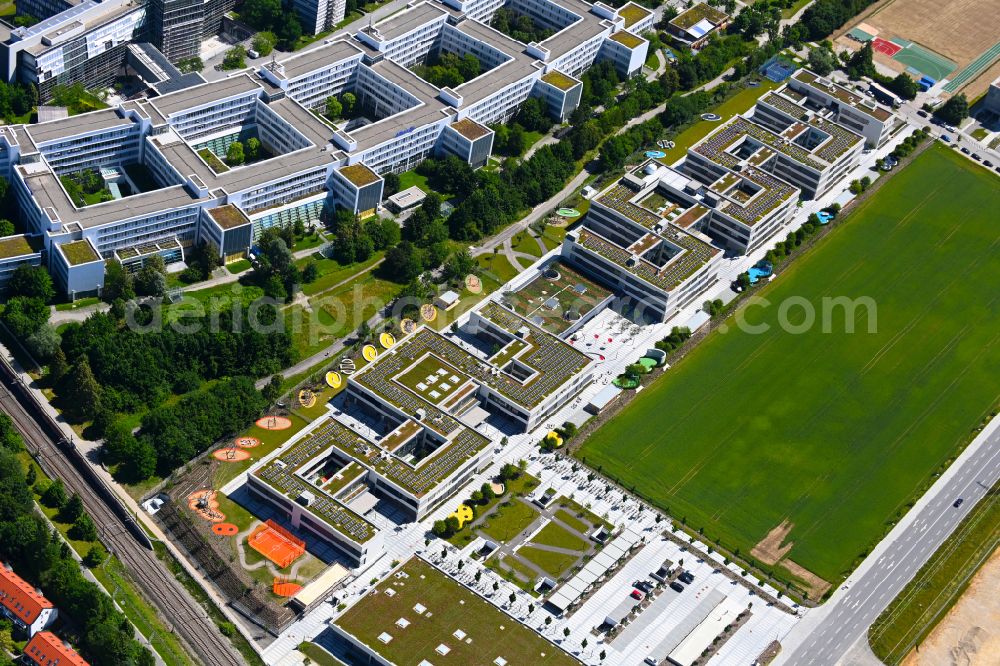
(544, 431, 564, 449)
(325, 371, 342, 388)
(256, 415, 293, 430)
(465, 274, 483, 294)
(362, 345, 378, 362)
(645, 150, 666, 159)
(379, 332, 396, 348)
(273, 576, 302, 597)
(420, 303, 437, 322)
(747, 260, 774, 284)
(556, 208, 581, 217)
(701, 113, 721, 121)
(400, 318, 417, 334)
(449, 504, 474, 528)
(298, 388, 316, 409)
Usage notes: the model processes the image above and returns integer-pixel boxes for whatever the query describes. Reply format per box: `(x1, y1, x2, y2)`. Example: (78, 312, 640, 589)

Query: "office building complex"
(562, 70, 887, 323)
(246, 301, 593, 562)
(0, 0, 651, 296)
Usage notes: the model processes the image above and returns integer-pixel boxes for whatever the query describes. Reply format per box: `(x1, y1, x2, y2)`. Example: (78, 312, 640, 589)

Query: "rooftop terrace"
(792, 70, 893, 122)
(335, 557, 578, 665)
(671, 2, 728, 30)
(253, 419, 379, 543)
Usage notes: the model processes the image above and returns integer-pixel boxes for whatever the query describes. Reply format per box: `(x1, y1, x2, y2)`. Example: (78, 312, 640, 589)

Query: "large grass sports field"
(576, 145, 1000, 585)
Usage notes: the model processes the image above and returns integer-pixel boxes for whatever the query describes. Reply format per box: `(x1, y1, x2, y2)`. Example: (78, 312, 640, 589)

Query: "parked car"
(945, 124, 957, 132)
(678, 571, 695, 584)
(917, 110, 928, 118)
(984, 160, 993, 167)
(634, 580, 654, 594)
(972, 153, 981, 161)
(630, 588, 645, 601)
(953, 498, 964, 508)
(940, 135, 951, 143)
(651, 564, 671, 582)
(669, 581, 685, 593)
(247, 48, 260, 59)
(961, 147, 970, 154)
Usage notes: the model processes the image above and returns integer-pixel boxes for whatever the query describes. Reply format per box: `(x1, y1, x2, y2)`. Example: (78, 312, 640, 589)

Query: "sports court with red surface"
(247, 520, 305, 568)
(872, 37, 902, 56)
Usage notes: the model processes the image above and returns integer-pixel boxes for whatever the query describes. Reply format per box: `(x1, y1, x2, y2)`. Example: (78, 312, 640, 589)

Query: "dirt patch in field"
(752, 521, 831, 600)
(901, 546, 1000, 666)
(752, 520, 795, 564)
(782, 559, 831, 600)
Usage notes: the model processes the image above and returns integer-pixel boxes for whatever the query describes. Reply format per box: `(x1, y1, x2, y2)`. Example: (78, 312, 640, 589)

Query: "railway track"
(0, 365, 245, 666)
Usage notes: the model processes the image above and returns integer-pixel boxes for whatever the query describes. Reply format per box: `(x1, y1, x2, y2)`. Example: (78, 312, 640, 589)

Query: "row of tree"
(0, 416, 154, 665)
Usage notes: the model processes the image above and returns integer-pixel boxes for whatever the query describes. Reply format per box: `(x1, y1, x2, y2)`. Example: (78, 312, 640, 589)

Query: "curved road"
(777, 418, 1000, 665)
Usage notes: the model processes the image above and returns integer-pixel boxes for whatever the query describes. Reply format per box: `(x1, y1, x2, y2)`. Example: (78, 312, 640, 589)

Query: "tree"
(886, 73, 918, 100)
(936, 94, 969, 125)
(341, 92, 356, 116)
(278, 13, 302, 49)
(102, 259, 134, 302)
(222, 46, 246, 70)
(177, 57, 204, 73)
(41, 479, 67, 509)
(499, 462, 521, 481)
(324, 95, 342, 120)
(444, 515, 461, 534)
(135, 264, 166, 298)
(60, 493, 85, 524)
(67, 356, 101, 420)
(26, 324, 60, 360)
(0, 219, 12, 236)
(1, 296, 49, 339)
(7, 265, 54, 301)
(226, 141, 245, 166)
(240, 0, 282, 29)
(431, 520, 449, 537)
(252, 31, 277, 57)
(246, 137, 262, 160)
(845, 41, 875, 80)
(83, 543, 107, 567)
(807, 44, 836, 76)
(70, 514, 97, 541)
(383, 241, 426, 283)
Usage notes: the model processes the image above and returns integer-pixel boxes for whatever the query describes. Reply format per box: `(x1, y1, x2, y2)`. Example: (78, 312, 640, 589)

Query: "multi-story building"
(787, 69, 897, 147)
(561, 74, 880, 322)
(1, 0, 655, 296)
(665, 2, 729, 49)
(22, 631, 90, 666)
(0, 564, 57, 638)
(246, 300, 594, 561)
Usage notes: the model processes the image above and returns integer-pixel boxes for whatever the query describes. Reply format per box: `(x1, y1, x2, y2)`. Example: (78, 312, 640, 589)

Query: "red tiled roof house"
(0, 564, 57, 637)
(22, 631, 89, 666)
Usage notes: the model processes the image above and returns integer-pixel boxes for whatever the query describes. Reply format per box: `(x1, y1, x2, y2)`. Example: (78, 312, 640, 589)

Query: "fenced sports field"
(842, 0, 1000, 94)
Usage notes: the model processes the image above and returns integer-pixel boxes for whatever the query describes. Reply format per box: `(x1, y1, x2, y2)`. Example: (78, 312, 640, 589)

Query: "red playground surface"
(273, 577, 302, 597)
(255, 416, 293, 431)
(248, 520, 306, 568)
(212, 523, 238, 536)
(872, 37, 902, 57)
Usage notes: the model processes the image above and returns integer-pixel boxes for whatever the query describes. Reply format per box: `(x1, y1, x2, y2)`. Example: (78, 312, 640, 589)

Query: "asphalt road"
(777, 418, 1000, 665)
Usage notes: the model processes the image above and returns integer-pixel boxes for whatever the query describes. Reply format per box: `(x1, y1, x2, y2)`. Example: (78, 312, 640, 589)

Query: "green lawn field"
(576, 145, 1000, 585)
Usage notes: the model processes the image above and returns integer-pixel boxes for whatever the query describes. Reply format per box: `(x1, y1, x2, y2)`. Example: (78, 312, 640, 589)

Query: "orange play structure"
(272, 576, 302, 597)
(248, 520, 306, 568)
